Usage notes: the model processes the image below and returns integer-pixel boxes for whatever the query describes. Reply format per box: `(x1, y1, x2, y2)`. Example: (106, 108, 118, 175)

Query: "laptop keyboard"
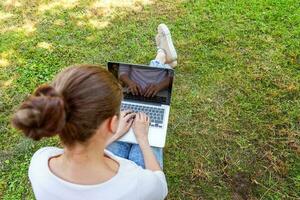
(121, 103, 164, 128)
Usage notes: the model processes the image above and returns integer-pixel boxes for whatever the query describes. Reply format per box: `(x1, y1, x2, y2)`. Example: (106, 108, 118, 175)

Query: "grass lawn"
(1, 0, 300, 199)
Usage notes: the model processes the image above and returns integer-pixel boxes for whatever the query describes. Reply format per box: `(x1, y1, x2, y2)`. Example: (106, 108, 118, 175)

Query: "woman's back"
(29, 148, 167, 200)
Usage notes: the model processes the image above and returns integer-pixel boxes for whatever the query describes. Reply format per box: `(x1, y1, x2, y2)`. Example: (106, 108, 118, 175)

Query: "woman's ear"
(97, 115, 119, 138)
(108, 115, 119, 135)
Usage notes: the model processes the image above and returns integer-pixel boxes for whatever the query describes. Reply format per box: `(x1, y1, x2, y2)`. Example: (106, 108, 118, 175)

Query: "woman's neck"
(49, 136, 119, 185)
(63, 140, 106, 164)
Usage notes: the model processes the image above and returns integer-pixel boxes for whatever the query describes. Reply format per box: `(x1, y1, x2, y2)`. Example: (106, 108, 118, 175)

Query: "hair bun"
(34, 84, 60, 97)
(12, 85, 66, 140)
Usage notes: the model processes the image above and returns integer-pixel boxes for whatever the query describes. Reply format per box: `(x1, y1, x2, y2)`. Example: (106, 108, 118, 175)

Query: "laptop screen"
(108, 62, 174, 105)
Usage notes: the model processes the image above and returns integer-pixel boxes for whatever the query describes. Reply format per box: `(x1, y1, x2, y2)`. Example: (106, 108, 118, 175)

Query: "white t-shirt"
(29, 147, 168, 200)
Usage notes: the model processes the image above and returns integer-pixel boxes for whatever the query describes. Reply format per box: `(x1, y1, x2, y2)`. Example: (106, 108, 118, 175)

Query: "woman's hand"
(116, 110, 136, 137)
(132, 112, 150, 143)
(132, 112, 161, 171)
(128, 81, 142, 96)
(144, 83, 161, 97)
(120, 74, 142, 96)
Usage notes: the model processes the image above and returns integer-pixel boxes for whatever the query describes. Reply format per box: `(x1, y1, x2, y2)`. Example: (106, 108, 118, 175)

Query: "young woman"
(12, 24, 177, 200)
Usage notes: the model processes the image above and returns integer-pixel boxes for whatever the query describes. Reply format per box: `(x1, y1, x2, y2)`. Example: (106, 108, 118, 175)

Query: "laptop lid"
(108, 61, 174, 105)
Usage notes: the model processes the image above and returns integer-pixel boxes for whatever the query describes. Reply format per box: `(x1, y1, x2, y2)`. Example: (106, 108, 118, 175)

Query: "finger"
(133, 86, 137, 95)
(137, 85, 142, 95)
(145, 87, 153, 97)
(132, 86, 137, 95)
(135, 85, 140, 95)
(150, 89, 156, 97)
(126, 118, 134, 128)
(145, 115, 150, 124)
(146, 89, 154, 97)
(122, 110, 132, 117)
(130, 86, 135, 95)
(151, 90, 157, 97)
(142, 86, 147, 95)
(135, 112, 140, 121)
(139, 112, 144, 121)
(130, 118, 134, 125)
(143, 87, 150, 97)
(124, 112, 136, 122)
(141, 112, 146, 121)
(120, 111, 125, 117)
(129, 87, 135, 95)
(141, 88, 145, 95)
(145, 116, 150, 124)
(144, 84, 152, 96)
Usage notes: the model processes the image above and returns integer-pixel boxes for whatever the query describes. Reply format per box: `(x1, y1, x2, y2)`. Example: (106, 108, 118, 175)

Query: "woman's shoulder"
(31, 147, 63, 161)
(29, 147, 63, 172)
(28, 147, 63, 186)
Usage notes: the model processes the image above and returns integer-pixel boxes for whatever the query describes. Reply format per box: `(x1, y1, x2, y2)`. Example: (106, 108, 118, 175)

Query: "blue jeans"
(106, 141, 163, 169)
(149, 59, 171, 69)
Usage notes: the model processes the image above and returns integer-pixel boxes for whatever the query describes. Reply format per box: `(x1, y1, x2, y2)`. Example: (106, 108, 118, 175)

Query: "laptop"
(107, 61, 174, 148)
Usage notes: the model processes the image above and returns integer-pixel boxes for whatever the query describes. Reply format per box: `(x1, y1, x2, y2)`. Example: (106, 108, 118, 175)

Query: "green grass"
(1, 0, 300, 199)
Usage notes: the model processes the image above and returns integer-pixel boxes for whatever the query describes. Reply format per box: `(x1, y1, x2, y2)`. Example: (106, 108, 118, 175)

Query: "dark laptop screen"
(108, 62, 174, 105)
